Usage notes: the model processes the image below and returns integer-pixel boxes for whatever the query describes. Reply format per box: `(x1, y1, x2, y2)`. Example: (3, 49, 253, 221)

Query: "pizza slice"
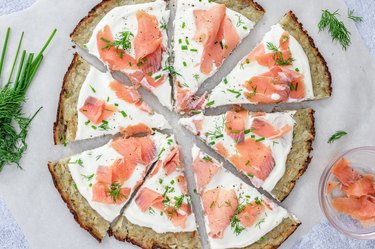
(179, 107, 314, 201)
(111, 137, 201, 249)
(190, 145, 300, 248)
(48, 131, 170, 241)
(71, 0, 173, 109)
(207, 11, 331, 108)
(54, 54, 169, 144)
(172, 0, 265, 113)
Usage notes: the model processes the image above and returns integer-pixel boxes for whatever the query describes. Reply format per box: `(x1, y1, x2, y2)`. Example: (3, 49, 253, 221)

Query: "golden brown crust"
(48, 161, 111, 241)
(70, 0, 158, 47)
(110, 216, 202, 249)
(280, 11, 332, 99)
(53, 53, 90, 145)
(214, 0, 265, 23)
(271, 108, 315, 201)
(243, 217, 300, 249)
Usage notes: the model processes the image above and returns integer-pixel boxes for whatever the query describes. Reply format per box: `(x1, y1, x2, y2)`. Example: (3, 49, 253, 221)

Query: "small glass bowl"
(319, 146, 375, 240)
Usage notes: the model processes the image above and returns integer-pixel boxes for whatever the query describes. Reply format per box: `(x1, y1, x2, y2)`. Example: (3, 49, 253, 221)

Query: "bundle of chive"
(0, 28, 56, 172)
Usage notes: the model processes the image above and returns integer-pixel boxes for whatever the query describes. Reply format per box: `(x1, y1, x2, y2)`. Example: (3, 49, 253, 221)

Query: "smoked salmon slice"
(240, 31, 306, 103)
(96, 166, 112, 184)
(332, 196, 375, 227)
(119, 123, 153, 137)
(237, 202, 265, 227)
(251, 118, 293, 139)
(109, 80, 141, 103)
(175, 85, 207, 113)
(92, 182, 131, 205)
(225, 110, 248, 143)
(135, 186, 191, 228)
(163, 148, 183, 176)
(192, 155, 220, 192)
(329, 158, 375, 227)
(97, 25, 137, 71)
(202, 187, 238, 238)
(244, 71, 290, 104)
(135, 187, 164, 212)
(230, 137, 275, 181)
(342, 175, 375, 197)
(111, 136, 156, 165)
(111, 158, 137, 184)
(331, 158, 361, 186)
(134, 10, 163, 63)
(177, 175, 188, 195)
(92, 158, 137, 204)
(97, 22, 165, 89)
(255, 32, 292, 68)
(79, 96, 116, 124)
(244, 43, 265, 63)
(214, 142, 229, 158)
(244, 66, 305, 104)
(194, 4, 239, 75)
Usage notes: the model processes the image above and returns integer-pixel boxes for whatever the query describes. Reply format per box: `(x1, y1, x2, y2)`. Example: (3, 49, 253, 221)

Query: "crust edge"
(271, 108, 315, 201)
(280, 11, 332, 99)
(47, 161, 110, 241)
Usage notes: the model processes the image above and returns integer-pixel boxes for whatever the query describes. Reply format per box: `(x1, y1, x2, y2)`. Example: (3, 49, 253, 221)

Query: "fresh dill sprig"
(230, 203, 246, 236)
(328, 130, 347, 143)
(207, 116, 225, 142)
(266, 42, 294, 65)
(0, 28, 56, 172)
(108, 182, 126, 202)
(347, 9, 363, 23)
(318, 9, 351, 50)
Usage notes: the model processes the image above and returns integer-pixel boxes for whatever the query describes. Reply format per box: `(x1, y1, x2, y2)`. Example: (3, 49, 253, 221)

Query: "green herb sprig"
(101, 31, 133, 52)
(230, 204, 246, 236)
(347, 9, 363, 23)
(328, 130, 347, 143)
(0, 28, 56, 172)
(318, 10, 351, 50)
(108, 182, 126, 202)
(266, 42, 294, 65)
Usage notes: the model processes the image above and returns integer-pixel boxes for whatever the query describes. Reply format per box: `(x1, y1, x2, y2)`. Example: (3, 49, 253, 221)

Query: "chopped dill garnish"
(206, 100, 215, 107)
(98, 120, 111, 131)
(266, 42, 294, 65)
(81, 173, 94, 181)
(210, 201, 215, 208)
(108, 182, 126, 202)
(89, 84, 96, 93)
(255, 218, 265, 229)
(157, 147, 166, 159)
(235, 14, 245, 27)
(69, 158, 83, 167)
(120, 110, 127, 118)
(227, 89, 242, 98)
(206, 116, 225, 142)
(230, 203, 246, 236)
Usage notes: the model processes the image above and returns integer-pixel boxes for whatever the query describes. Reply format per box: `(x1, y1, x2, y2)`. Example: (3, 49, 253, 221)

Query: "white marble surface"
(0, 0, 374, 249)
